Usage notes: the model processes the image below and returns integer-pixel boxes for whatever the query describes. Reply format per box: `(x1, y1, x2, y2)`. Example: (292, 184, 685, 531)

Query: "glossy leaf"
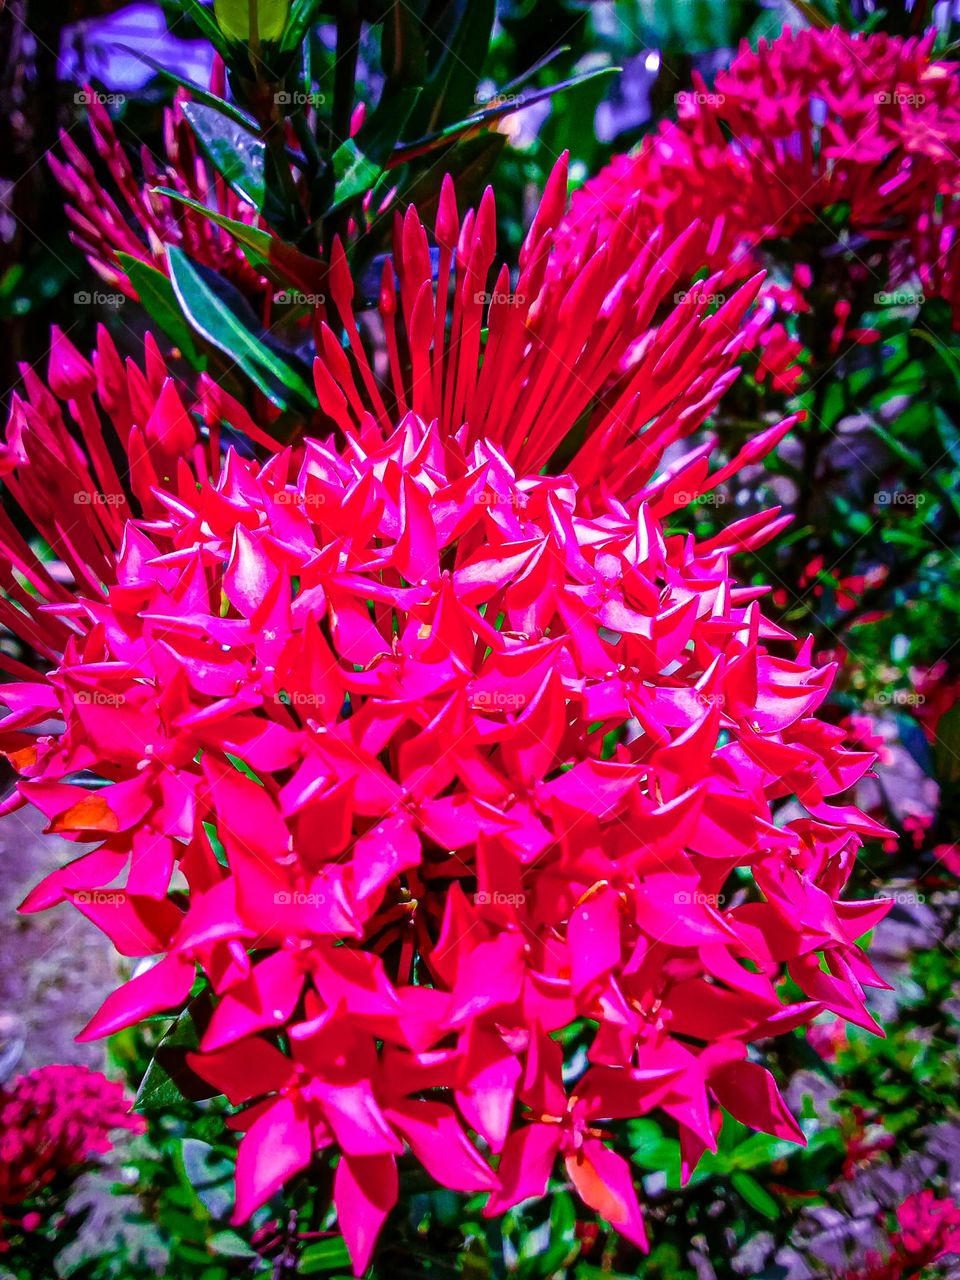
(181, 101, 266, 209)
(117, 254, 206, 370)
(167, 246, 316, 410)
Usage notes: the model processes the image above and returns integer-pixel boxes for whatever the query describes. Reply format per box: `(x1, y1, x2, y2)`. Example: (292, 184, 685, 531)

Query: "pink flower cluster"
(567, 27, 960, 326)
(0, 158, 894, 1271)
(0, 1065, 141, 1245)
(843, 1190, 960, 1279)
(51, 70, 266, 303)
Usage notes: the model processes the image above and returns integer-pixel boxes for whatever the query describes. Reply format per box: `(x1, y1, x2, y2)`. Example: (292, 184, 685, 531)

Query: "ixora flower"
(50, 70, 267, 303)
(841, 1190, 960, 1279)
(0, 162, 892, 1272)
(565, 26, 960, 323)
(0, 1065, 141, 1246)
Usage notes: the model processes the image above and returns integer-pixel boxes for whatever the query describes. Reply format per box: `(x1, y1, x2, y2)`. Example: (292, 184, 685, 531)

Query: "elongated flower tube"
(0, 170, 891, 1272)
(50, 75, 266, 303)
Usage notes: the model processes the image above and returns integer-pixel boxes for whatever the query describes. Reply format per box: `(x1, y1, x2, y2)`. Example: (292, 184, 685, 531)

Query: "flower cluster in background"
(0, 1065, 141, 1250)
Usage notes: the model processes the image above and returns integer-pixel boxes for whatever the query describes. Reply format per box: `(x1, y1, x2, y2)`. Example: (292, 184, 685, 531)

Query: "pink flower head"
(1, 163, 893, 1272)
(0, 1065, 141, 1244)
(565, 27, 960, 326)
(842, 1190, 960, 1279)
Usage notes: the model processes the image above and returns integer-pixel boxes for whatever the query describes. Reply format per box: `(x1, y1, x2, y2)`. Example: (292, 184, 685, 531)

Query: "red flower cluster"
(1, 165, 892, 1271)
(566, 26, 960, 324)
(0, 1065, 141, 1245)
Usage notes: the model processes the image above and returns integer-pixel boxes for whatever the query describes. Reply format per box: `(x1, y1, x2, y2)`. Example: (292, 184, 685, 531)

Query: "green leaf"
(297, 1237, 352, 1273)
(116, 254, 206, 370)
(154, 187, 323, 295)
(327, 139, 384, 214)
(181, 102, 265, 209)
(209, 1231, 256, 1259)
(135, 999, 213, 1112)
(178, 1137, 235, 1219)
(115, 47, 255, 127)
(414, 0, 496, 133)
(731, 1171, 781, 1220)
(178, 0, 232, 59)
(166, 246, 316, 411)
(355, 85, 423, 167)
(214, 0, 290, 42)
(389, 66, 617, 166)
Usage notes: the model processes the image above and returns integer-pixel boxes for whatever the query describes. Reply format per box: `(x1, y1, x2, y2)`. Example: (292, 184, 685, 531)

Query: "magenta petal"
(566, 1139, 648, 1251)
(386, 1100, 497, 1192)
(709, 1058, 805, 1145)
(77, 954, 194, 1041)
(232, 1095, 313, 1223)
(484, 1123, 559, 1216)
(334, 1153, 398, 1275)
